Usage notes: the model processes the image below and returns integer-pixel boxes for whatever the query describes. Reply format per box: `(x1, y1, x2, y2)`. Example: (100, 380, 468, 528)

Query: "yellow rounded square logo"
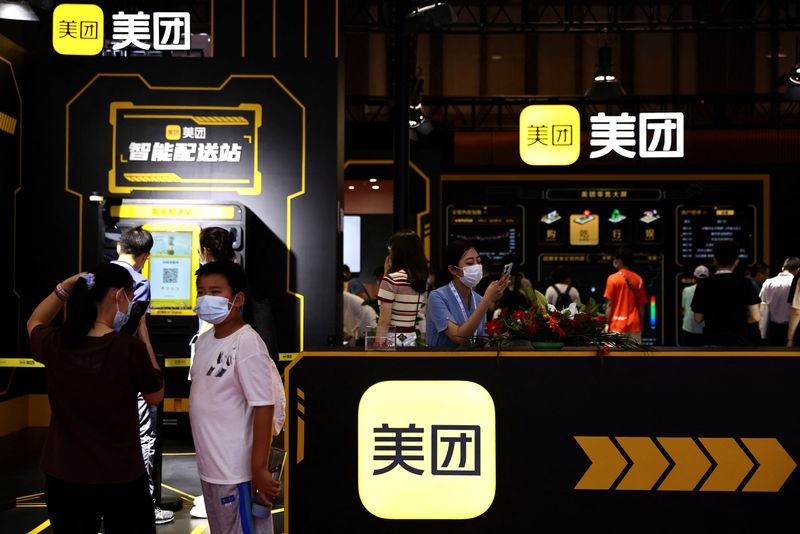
(358, 380, 496, 519)
(519, 104, 581, 166)
(165, 124, 182, 141)
(52, 4, 104, 56)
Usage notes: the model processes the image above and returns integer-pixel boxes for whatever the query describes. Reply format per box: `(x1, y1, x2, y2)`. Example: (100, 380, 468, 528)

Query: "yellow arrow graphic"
(615, 437, 670, 490)
(574, 436, 628, 490)
(741, 438, 797, 492)
(699, 438, 754, 491)
(657, 437, 712, 491)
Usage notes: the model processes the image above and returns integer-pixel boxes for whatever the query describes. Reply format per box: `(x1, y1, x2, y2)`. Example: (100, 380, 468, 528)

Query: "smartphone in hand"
(119, 300, 149, 335)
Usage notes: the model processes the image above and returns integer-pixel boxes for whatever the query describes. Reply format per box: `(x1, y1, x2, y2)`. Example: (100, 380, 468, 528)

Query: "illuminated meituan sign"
(357, 381, 496, 520)
(519, 105, 685, 165)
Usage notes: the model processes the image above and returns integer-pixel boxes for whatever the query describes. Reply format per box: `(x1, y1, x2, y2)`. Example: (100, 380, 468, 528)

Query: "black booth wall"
(10, 2, 343, 372)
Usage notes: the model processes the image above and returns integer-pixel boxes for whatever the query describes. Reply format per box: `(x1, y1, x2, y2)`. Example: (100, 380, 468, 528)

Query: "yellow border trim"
(67, 74, 306, 352)
(335, 0, 339, 58)
(293, 349, 800, 358)
(304, 0, 308, 58)
(26, 519, 50, 534)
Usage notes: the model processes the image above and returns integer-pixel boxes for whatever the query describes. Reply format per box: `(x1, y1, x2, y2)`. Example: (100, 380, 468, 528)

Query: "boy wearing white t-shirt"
(189, 261, 286, 534)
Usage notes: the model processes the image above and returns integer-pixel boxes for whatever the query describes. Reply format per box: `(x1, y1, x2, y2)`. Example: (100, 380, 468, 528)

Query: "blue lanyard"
(448, 282, 472, 324)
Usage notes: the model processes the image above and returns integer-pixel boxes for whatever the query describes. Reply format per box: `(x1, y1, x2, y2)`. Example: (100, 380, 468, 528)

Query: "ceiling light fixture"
(585, 45, 625, 99)
(0, 0, 38, 21)
(785, 63, 800, 100)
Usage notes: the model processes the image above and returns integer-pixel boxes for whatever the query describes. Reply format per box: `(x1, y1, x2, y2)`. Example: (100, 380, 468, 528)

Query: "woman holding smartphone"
(426, 240, 510, 347)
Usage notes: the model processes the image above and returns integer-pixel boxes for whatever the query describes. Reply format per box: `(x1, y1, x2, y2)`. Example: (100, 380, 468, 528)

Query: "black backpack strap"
(788, 274, 799, 304)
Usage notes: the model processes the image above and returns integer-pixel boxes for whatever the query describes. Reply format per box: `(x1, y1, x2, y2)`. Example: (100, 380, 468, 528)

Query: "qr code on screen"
(162, 268, 178, 284)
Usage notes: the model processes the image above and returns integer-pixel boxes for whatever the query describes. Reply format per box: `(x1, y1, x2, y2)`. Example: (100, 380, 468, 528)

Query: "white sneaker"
(190, 495, 208, 519)
(154, 507, 175, 525)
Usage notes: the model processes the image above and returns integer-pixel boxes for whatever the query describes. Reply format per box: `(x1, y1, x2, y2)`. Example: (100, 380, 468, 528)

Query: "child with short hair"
(189, 261, 286, 533)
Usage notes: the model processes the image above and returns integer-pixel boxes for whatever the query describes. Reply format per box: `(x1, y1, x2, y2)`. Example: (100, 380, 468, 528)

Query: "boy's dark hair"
(196, 260, 247, 295)
(118, 225, 153, 256)
(713, 240, 740, 267)
(199, 226, 235, 262)
(613, 247, 634, 268)
(552, 267, 570, 284)
(61, 263, 133, 348)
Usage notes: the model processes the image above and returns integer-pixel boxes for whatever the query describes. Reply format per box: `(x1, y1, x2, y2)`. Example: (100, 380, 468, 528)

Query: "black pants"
(45, 473, 155, 534)
(767, 322, 790, 346)
(679, 329, 704, 347)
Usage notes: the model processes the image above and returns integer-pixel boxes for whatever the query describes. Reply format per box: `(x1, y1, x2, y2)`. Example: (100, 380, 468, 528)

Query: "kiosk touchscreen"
(141, 224, 201, 315)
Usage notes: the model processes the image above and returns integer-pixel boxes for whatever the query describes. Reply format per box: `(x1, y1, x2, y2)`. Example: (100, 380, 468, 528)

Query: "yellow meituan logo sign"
(52, 4, 104, 56)
(358, 380, 496, 520)
(519, 105, 581, 166)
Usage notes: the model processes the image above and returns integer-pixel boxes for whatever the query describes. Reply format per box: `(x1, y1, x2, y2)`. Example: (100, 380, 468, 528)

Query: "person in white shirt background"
(680, 265, 709, 346)
(759, 257, 800, 346)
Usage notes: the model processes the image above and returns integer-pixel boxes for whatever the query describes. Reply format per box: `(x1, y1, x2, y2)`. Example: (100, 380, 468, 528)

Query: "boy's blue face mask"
(194, 295, 239, 324)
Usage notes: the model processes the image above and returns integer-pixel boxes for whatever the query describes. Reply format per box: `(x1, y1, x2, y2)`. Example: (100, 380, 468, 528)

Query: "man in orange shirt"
(603, 247, 647, 343)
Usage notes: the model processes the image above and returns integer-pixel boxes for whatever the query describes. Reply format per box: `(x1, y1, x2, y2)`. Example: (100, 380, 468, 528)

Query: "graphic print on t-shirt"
(206, 350, 233, 378)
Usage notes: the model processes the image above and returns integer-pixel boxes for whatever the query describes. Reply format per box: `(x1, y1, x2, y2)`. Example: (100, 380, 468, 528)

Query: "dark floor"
(0, 428, 284, 534)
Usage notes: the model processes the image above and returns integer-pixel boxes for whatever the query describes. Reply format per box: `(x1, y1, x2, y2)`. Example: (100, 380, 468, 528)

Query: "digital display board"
(537, 252, 664, 345)
(142, 223, 201, 315)
(677, 206, 756, 265)
(446, 205, 525, 264)
(442, 175, 765, 345)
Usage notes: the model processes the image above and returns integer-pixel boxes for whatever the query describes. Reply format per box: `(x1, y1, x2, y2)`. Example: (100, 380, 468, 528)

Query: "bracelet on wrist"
(54, 283, 70, 302)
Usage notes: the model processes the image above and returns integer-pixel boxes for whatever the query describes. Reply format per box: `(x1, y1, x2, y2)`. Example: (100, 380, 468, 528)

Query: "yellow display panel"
(519, 105, 581, 166)
(141, 223, 201, 316)
(569, 212, 600, 245)
(358, 381, 496, 519)
(52, 4, 104, 56)
(111, 204, 237, 221)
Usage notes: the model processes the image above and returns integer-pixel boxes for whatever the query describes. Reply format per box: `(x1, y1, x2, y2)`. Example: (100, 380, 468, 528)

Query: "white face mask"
(194, 295, 237, 324)
(458, 264, 483, 289)
(112, 290, 131, 332)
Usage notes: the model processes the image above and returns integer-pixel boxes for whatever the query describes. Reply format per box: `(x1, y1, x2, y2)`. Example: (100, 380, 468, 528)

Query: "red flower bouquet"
(483, 290, 649, 353)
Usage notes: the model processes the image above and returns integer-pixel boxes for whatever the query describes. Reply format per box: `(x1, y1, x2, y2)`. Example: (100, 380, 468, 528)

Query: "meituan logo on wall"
(53, 4, 191, 56)
(357, 380, 496, 520)
(519, 105, 685, 165)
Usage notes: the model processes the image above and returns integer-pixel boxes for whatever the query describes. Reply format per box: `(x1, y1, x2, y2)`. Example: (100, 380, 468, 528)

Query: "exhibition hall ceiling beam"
(345, 0, 800, 34)
(345, 93, 800, 130)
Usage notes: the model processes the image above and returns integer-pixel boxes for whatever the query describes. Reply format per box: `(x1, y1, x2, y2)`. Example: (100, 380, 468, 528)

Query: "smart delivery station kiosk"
(101, 199, 246, 431)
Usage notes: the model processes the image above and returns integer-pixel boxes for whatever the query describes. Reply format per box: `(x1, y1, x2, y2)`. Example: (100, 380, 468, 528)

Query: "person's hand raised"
(483, 274, 511, 303)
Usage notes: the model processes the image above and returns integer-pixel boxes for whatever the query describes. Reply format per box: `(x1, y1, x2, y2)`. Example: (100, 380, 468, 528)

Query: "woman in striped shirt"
(377, 229, 428, 347)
